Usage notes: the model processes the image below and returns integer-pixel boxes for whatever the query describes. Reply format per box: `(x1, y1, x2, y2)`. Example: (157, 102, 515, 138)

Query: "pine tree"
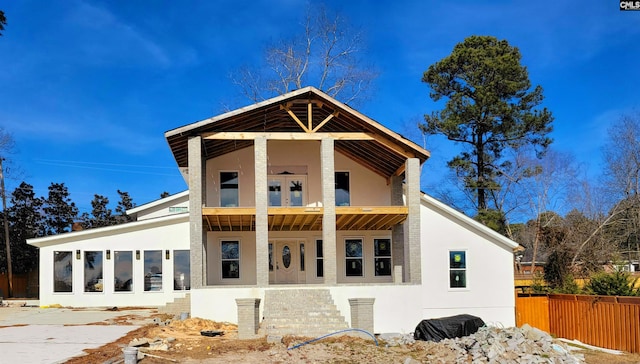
(7, 182, 42, 273)
(43, 183, 79, 235)
(115, 190, 134, 224)
(421, 35, 553, 213)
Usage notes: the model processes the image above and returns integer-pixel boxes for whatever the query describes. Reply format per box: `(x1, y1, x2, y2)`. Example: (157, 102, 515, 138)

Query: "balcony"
(202, 206, 408, 232)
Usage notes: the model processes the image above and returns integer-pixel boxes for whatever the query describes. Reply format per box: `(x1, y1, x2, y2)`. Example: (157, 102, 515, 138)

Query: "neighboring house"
(28, 87, 518, 333)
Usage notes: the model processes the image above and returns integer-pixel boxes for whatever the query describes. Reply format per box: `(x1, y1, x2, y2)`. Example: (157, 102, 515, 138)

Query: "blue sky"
(0, 0, 638, 215)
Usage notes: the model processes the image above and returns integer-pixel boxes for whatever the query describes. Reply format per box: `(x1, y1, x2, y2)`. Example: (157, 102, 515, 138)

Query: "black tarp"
(413, 314, 485, 342)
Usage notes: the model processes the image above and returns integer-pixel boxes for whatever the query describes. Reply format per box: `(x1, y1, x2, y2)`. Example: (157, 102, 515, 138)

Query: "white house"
(28, 87, 518, 334)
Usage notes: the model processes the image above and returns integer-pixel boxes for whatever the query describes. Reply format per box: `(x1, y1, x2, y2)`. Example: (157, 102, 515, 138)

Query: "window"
(114, 251, 133, 292)
(169, 206, 188, 213)
(268, 180, 282, 206)
(173, 250, 190, 290)
(54, 251, 73, 292)
(84, 251, 103, 292)
(345, 238, 363, 277)
(144, 250, 162, 291)
(220, 171, 239, 207)
(316, 239, 324, 277)
(335, 172, 350, 206)
(221, 241, 240, 279)
(268, 243, 274, 271)
(374, 238, 392, 276)
(449, 251, 467, 288)
(300, 243, 305, 271)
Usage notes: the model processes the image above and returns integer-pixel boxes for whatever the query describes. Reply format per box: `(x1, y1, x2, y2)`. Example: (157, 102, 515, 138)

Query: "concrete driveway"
(0, 302, 157, 364)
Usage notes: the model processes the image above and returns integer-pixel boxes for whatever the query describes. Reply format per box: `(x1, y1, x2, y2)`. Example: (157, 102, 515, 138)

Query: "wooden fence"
(516, 293, 640, 353)
(515, 294, 550, 332)
(0, 270, 39, 298)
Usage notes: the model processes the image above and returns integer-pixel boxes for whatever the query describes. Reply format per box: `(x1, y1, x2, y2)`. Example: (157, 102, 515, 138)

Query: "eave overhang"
(165, 87, 430, 179)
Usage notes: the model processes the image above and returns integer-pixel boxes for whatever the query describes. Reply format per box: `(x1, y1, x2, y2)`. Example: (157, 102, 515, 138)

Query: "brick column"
(349, 298, 375, 334)
(390, 175, 405, 283)
(254, 137, 269, 287)
(321, 138, 337, 285)
(406, 158, 421, 284)
(236, 298, 261, 339)
(188, 136, 206, 289)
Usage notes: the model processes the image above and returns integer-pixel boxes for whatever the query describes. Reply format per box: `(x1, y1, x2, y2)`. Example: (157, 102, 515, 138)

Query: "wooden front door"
(270, 241, 299, 284)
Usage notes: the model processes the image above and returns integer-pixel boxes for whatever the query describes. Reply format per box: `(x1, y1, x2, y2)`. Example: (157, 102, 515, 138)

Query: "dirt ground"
(64, 316, 640, 363)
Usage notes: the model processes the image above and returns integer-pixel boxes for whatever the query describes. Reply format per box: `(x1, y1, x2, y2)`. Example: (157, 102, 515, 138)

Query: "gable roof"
(165, 87, 430, 178)
(420, 193, 520, 251)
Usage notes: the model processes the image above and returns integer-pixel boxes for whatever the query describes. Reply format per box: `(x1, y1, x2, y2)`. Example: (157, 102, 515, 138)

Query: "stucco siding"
(419, 201, 516, 327)
(190, 285, 422, 334)
(37, 217, 190, 307)
(204, 141, 390, 208)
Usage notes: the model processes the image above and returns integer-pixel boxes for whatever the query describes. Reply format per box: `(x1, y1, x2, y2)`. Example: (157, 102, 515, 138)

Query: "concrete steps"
(158, 293, 190, 316)
(259, 289, 348, 337)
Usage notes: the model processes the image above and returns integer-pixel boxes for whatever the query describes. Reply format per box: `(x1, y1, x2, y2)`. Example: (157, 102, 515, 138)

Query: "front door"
(269, 241, 299, 284)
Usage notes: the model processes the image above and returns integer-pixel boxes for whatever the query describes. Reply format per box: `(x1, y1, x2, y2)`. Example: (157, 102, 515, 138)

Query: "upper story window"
(169, 206, 188, 213)
(220, 171, 239, 207)
(335, 172, 350, 206)
(449, 251, 467, 288)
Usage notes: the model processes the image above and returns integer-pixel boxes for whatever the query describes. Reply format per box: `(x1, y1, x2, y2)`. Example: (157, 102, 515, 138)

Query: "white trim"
(420, 193, 520, 251)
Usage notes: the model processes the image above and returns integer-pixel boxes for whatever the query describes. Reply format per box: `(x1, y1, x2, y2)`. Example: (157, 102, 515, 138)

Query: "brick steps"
(158, 293, 191, 316)
(259, 289, 348, 337)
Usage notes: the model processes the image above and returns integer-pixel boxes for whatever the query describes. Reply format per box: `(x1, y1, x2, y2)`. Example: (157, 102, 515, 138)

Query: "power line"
(33, 158, 176, 170)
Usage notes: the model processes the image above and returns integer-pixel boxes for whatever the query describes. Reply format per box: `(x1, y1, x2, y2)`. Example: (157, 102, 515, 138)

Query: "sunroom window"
(54, 251, 73, 293)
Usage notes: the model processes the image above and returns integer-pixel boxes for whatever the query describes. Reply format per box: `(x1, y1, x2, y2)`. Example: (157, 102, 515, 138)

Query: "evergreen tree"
(6, 182, 42, 273)
(87, 194, 114, 228)
(43, 183, 79, 235)
(115, 190, 134, 224)
(421, 35, 553, 213)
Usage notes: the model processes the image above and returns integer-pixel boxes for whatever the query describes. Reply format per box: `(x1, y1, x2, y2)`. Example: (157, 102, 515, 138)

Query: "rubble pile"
(435, 324, 584, 364)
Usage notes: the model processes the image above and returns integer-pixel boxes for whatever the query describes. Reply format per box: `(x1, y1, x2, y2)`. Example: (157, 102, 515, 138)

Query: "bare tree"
(603, 112, 640, 198)
(231, 4, 376, 106)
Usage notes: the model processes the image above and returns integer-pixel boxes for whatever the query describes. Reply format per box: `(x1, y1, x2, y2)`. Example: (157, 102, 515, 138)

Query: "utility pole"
(0, 158, 12, 298)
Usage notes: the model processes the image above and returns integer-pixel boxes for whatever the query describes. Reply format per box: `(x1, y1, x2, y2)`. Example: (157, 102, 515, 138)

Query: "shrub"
(585, 271, 638, 296)
(555, 274, 581, 294)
